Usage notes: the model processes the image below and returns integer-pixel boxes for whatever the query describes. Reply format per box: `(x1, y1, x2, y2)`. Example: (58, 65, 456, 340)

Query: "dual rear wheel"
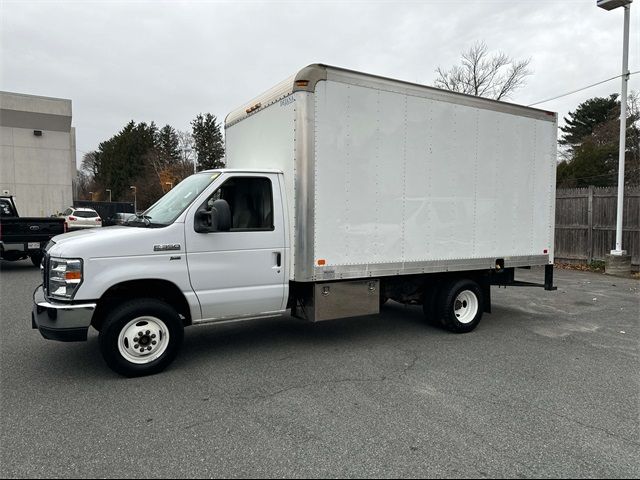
(423, 279, 484, 333)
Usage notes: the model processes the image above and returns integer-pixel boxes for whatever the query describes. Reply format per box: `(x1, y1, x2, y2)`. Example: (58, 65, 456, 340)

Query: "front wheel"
(436, 279, 484, 333)
(99, 299, 184, 377)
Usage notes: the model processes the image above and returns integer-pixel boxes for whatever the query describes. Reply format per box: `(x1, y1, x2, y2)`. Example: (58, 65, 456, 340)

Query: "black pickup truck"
(0, 196, 66, 266)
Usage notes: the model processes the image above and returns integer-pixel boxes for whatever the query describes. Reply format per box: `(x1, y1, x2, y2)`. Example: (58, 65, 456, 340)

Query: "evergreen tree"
(191, 113, 225, 170)
(559, 95, 618, 152)
(557, 93, 640, 187)
(157, 124, 181, 164)
(94, 121, 158, 199)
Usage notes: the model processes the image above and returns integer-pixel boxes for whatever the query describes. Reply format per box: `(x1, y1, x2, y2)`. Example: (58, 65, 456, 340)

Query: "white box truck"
(32, 64, 557, 377)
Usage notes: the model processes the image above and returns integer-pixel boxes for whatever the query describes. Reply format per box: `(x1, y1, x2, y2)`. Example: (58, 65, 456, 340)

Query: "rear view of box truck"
(225, 64, 557, 332)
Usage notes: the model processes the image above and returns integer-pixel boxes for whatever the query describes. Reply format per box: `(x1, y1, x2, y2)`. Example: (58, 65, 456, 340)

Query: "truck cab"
(33, 169, 289, 376)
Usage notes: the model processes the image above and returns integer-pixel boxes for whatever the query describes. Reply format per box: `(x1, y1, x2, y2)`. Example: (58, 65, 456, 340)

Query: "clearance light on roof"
(245, 102, 262, 114)
(295, 80, 309, 87)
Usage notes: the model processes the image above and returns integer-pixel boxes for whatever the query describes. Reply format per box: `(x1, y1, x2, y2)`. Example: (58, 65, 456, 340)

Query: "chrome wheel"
(117, 316, 170, 365)
(453, 290, 479, 324)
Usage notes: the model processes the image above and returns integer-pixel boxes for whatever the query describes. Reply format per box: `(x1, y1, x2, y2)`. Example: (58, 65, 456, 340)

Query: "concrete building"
(0, 91, 76, 217)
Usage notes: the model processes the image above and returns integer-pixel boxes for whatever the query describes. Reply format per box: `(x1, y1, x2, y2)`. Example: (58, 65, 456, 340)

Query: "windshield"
(130, 172, 220, 226)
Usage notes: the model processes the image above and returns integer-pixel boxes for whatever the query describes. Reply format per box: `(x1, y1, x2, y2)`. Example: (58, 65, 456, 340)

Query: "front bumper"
(32, 286, 96, 342)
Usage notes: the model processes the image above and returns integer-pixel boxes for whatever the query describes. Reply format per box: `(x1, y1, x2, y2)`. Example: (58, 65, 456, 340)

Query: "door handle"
(275, 252, 282, 267)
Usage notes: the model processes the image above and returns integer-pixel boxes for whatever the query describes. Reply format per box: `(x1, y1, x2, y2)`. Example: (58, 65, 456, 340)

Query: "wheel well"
(381, 272, 491, 312)
(92, 279, 192, 331)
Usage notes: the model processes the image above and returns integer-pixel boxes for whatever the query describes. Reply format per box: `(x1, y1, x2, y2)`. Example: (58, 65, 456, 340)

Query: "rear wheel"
(436, 279, 484, 333)
(99, 299, 184, 377)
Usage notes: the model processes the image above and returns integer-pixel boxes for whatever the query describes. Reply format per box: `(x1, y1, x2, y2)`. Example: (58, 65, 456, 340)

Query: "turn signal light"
(65, 271, 81, 281)
(317, 259, 326, 266)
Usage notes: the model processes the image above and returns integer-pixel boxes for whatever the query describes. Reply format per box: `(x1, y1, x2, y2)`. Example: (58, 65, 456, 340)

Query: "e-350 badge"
(153, 244, 181, 252)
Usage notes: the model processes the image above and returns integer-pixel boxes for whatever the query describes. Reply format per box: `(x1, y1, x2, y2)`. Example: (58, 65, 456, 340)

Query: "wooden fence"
(555, 186, 640, 267)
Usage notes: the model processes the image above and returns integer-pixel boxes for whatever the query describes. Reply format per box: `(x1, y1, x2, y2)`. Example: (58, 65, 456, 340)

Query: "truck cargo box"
(225, 64, 557, 283)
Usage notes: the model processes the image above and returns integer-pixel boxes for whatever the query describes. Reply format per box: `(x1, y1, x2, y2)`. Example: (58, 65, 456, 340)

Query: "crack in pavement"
(236, 350, 422, 401)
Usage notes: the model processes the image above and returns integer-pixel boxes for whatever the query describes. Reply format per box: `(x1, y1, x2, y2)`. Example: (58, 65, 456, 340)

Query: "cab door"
(185, 173, 286, 320)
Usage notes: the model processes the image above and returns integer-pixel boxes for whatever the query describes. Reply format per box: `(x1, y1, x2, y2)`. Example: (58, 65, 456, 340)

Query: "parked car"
(0, 196, 66, 266)
(61, 207, 102, 230)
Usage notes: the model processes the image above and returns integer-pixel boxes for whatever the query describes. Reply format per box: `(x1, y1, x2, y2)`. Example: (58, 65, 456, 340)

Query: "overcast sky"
(2, 0, 639, 166)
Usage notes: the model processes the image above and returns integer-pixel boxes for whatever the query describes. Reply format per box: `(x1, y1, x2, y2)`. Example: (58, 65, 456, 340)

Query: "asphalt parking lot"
(0, 261, 638, 478)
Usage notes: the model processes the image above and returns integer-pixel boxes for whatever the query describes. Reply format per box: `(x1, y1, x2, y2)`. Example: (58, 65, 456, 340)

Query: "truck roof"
(200, 168, 284, 175)
(225, 63, 557, 127)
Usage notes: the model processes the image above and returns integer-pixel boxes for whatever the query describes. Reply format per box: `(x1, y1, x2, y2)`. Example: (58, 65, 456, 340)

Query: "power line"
(528, 70, 640, 107)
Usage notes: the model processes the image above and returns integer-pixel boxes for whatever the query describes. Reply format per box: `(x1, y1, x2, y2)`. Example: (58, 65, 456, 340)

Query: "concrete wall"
(0, 91, 75, 217)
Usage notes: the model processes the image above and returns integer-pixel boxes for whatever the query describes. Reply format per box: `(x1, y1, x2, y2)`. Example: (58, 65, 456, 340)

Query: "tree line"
(78, 113, 224, 209)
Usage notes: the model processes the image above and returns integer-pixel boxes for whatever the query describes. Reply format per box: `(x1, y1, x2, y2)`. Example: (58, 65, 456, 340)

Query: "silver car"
(61, 207, 102, 230)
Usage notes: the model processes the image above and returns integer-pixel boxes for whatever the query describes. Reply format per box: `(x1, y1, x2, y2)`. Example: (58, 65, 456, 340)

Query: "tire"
(99, 299, 184, 377)
(30, 252, 44, 267)
(435, 279, 484, 333)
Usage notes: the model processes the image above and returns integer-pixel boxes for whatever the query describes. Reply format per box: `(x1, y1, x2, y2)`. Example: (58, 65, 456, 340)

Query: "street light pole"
(598, 0, 633, 275)
(130, 186, 137, 213)
(612, 3, 630, 255)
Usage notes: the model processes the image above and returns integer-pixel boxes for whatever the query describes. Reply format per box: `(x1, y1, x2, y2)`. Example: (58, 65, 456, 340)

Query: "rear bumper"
(32, 286, 96, 342)
(1, 241, 46, 252)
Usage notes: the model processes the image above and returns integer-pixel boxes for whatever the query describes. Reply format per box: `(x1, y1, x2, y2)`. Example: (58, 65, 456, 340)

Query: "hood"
(48, 224, 185, 259)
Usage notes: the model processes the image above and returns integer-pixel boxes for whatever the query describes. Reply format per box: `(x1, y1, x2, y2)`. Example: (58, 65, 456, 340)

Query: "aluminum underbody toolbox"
(295, 279, 380, 322)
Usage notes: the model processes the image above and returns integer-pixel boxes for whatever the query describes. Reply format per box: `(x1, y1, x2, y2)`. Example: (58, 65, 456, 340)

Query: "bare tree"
(80, 151, 99, 178)
(175, 129, 196, 174)
(434, 41, 531, 100)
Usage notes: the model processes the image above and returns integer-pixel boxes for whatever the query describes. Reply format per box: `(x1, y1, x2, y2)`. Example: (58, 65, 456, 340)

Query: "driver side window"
(205, 177, 273, 231)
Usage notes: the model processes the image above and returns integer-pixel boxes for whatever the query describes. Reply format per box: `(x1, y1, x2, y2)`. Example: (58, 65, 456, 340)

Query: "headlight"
(48, 257, 83, 300)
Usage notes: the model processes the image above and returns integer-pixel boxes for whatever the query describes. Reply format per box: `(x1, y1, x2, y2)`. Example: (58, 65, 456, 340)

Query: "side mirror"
(210, 199, 231, 232)
(194, 199, 231, 233)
